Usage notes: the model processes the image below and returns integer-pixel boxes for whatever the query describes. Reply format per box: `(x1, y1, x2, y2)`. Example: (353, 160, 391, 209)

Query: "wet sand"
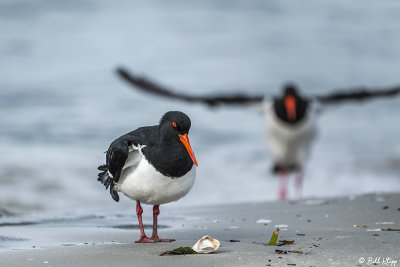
(1, 193, 399, 267)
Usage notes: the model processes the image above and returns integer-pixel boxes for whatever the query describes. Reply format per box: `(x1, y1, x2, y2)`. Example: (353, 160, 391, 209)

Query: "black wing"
(97, 130, 146, 202)
(116, 67, 264, 107)
(316, 86, 400, 104)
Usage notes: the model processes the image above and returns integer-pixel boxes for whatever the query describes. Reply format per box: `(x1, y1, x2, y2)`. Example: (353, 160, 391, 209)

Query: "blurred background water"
(1, 0, 400, 216)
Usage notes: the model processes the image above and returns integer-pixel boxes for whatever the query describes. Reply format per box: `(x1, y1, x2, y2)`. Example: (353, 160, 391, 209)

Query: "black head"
(159, 111, 191, 137)
(274, 83, 309, 124)
(158, 111, 198, 167)
(282, 83, 299, 97)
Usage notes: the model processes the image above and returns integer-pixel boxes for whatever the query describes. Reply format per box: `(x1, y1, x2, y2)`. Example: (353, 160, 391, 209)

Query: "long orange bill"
(284, 95, 296, 122)
(178, 133, 198, 167)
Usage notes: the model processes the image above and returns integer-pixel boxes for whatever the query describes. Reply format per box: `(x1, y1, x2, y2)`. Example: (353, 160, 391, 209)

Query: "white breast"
(114, 145, 196, 205)
(265, 102, 318, 167)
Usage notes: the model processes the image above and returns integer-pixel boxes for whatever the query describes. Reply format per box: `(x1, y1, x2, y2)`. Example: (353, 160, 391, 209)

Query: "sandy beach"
(1, 193, 399, 267)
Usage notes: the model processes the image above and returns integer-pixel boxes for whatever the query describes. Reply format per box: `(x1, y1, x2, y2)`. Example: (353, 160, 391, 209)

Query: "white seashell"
(192, 235, 220, 254)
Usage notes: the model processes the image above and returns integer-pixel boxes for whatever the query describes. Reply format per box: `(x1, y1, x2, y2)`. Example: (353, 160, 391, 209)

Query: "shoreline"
(1, 193, 399, 266)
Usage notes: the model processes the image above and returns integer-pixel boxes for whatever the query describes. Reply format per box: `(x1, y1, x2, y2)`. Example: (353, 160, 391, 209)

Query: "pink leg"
(135, 201, 156, 243)
(151, 205, 175, 242)
(279, 169, 288, 201)
(295, 172, 303, 199)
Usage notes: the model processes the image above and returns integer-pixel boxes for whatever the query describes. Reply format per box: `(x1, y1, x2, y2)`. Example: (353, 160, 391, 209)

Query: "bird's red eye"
(172, 121, 177, 127)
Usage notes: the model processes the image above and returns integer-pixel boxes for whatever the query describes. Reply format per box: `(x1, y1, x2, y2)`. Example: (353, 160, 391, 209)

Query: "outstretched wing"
(116, 67, 265, 107)
(316, 86, 400, 104)
(97, 131, 145, 202)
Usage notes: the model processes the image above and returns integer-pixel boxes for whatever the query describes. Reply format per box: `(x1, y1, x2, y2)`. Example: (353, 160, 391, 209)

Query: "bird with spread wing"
(116, 67, 400, 200)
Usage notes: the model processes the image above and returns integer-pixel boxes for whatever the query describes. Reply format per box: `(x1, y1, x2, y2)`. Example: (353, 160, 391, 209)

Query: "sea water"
(1, 0, 400, 217)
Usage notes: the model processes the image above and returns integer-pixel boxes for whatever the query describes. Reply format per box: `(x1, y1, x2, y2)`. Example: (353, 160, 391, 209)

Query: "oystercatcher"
(116, 67, 400, 200)
(98, 111, 198, 243)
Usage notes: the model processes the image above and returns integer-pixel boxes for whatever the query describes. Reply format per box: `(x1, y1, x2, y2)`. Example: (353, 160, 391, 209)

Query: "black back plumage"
(97, 111, 194, 202)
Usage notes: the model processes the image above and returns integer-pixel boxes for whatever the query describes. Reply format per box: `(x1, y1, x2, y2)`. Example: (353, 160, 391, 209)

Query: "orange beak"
(284, 95, 296, 122)
(178, 133, 198, 167)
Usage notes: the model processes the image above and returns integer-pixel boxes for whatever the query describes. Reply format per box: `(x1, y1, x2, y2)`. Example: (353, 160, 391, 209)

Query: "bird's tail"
(97, 164, 120, 202)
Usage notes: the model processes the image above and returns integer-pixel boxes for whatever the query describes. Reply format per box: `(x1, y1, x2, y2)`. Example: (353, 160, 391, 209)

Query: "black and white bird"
(98, 111, 198, 243)
(116, 67, 400, 200)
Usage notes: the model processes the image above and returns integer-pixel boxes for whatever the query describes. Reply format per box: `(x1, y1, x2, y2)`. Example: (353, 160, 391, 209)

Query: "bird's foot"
(135, 236, 158, 243)
(151, 235, 175, 242)
(279, 188, 287, 201)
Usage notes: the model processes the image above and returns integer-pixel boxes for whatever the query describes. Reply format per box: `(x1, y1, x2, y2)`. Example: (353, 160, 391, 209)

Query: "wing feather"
(97, 131, 145, 202)
(317, 86, 400, 104)
(116, 67, 264, 106)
